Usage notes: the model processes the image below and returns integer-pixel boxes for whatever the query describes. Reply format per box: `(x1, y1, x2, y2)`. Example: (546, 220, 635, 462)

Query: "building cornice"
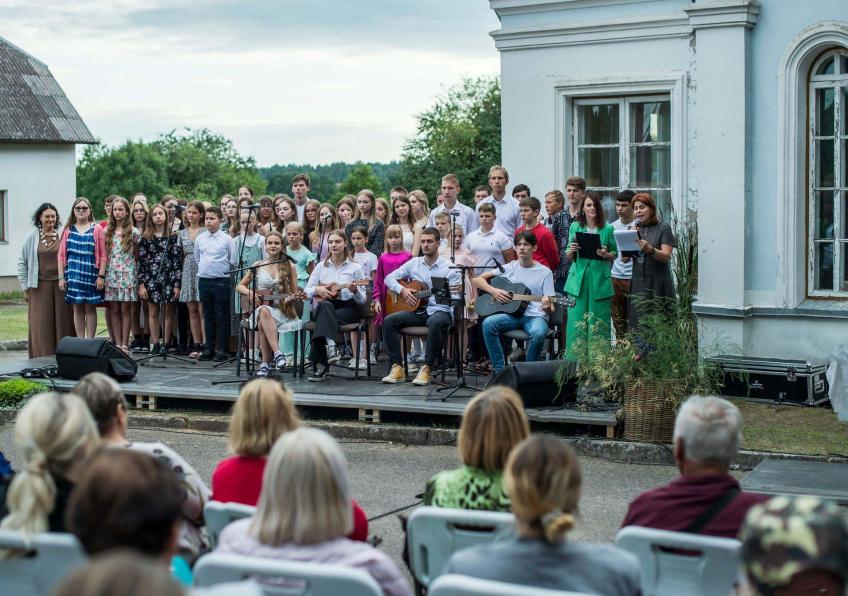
(684, 0, 760, 30)
(490, 0, 658, 18)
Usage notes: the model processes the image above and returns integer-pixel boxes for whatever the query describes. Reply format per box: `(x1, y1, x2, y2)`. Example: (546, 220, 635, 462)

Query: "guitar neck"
(511, 294, 549, 302)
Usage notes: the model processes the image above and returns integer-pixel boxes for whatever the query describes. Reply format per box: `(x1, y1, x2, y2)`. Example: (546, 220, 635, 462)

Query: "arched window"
(808, 49, 848, 296)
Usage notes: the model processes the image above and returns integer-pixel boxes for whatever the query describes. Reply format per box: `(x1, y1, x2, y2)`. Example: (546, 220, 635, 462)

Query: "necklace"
(39, 229, 57, 248)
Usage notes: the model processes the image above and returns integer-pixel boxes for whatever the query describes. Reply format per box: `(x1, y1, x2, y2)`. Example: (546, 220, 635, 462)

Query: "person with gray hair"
(215, 428, 412, 596)
(621, 395, 768, 538)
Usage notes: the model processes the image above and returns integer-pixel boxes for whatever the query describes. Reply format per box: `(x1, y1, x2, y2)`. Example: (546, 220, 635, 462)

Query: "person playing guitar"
(471, 231, 555, 375)
(381, 227, 461, 386)
(303, 229, 369, 381)
(235, 231, 304, 377)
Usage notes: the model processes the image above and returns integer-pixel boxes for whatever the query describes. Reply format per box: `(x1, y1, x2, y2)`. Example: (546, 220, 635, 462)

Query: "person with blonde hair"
(423, 387, 529, 511)
(0, 392, 99, 544)
(216, 428, 410, 595)
(408, 189, 430, 231)
(444, 435, 641, 594)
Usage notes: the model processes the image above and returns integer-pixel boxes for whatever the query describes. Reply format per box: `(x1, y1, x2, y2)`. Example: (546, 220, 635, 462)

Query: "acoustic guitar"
(474, 276, 575, 318)
(313, 279, 370, 303)
(386, 280, 432, 315)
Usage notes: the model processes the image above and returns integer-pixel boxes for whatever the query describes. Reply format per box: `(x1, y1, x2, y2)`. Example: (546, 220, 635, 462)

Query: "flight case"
(705, 355, 829, 405)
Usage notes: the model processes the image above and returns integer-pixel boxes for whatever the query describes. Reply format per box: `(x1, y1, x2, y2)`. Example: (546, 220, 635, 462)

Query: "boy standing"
(611, 190, 635, 338)
(515, 197, 560, 271)
(291, 173, 311, 223)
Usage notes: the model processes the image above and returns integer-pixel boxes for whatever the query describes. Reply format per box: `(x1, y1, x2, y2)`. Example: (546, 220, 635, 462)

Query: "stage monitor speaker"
(55, 337, 138, 382)
(489, 360, 577, 408)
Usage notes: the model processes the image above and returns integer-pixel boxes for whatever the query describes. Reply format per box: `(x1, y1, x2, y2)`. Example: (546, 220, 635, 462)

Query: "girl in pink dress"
(372, 225, 412, 328)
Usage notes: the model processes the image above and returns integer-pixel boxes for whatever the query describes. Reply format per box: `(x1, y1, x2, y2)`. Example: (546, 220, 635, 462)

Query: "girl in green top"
(281, 221, 316, 362)
(564, 194, 617, 361)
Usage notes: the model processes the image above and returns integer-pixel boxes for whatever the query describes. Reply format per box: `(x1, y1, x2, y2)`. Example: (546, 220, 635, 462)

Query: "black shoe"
(214, 351, 229, 362)
(308, 364, 330, 382)
(139, 335, 151, 353)
(129, 336, 141, 353)
(151, 343, 162, 355)
(199, 350, 214, 361)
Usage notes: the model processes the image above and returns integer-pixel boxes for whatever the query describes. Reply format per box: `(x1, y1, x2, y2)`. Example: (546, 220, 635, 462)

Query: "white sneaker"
(407, 361, 419, 373)
(327, 345, 340, 364)
(369, 349, 379, 365)
(348, 358, 368, 371)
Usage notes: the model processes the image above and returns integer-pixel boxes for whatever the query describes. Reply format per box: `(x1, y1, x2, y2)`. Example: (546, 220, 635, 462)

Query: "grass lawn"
(0, 304, 107, 341)
(737, 399, 848, 457)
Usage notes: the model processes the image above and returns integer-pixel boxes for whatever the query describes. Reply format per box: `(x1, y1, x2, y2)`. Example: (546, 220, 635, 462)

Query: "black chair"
(499, 292, 567, 362)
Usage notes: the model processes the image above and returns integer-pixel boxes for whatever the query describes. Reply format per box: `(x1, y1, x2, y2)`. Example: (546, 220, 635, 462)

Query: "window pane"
(816, 140, 835, 188)
(843, 192, 848, 239)
(817, 56, 835, 76)
(578, 147, 619, 188)
(654, 189, 673, 221)
(577, 104, 619, 144)
(843, 243, 848, 290)
(815, 191, 834, 239)
(840, 55, 848, 75)
(630, 101, 670, 143)
(629, 146, 671, 188)
(816, 88, 834, 136)
(843, 88, 848, 135)
(815, 242, 834, 290)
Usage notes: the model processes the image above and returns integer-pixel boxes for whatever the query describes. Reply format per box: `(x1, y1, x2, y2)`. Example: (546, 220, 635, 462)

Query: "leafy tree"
(336, 163, 383, 199)
(398, 76, 501, 205)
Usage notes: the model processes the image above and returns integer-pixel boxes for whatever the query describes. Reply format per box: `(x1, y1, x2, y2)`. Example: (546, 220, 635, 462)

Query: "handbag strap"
(685, 485, 741, 534)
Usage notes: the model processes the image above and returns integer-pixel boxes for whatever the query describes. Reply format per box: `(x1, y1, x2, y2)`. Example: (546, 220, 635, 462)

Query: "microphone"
(631, 218, 642, 240)
(321, 213, 333, 221)
(489, 257, 504, 274)
(243, 203, 263, 209)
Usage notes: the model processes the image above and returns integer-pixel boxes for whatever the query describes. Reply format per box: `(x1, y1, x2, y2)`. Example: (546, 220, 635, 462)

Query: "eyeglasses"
(74, 206, 90, 211)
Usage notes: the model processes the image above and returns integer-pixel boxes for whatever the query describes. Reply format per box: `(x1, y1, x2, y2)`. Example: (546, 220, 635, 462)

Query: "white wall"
(0, 144, 77, 289)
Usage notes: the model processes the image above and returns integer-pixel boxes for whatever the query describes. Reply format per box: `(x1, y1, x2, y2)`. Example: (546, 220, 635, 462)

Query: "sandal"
(273, 352, 287, 370)
(188, 343, 202, 358)
(255, 363, 271, 378)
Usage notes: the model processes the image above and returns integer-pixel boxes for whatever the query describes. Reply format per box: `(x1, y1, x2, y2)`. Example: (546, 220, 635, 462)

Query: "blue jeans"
(482, 313, 549, 373)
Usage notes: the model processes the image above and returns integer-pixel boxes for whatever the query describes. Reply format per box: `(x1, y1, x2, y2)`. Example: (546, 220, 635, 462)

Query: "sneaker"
(199, 350, 214, 361)
(308, 364, 330, 382)
(411, 351, 425, 364)
(129, 336, 141, 353)
(341, 345, 353, 360)
(213, 351, 228, 362)
(151, 343, 162, 356)
(381, 364, 405, 384)
(411, 365, 432, 386)
(255, 363, 271, 378)
(273, 352, 287, 370)
(327, 345, 341, 364)
(347, 358, 367, 370)
(369, 348, 379, 365)
(407, 361, 419, 373)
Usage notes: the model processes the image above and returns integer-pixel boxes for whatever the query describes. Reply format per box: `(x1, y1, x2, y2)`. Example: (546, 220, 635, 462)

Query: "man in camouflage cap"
(740, 495, 848, 596)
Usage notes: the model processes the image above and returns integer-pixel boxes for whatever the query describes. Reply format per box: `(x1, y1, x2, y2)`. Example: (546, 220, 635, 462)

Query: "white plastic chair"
(193, 552, 382, 596)
(204, 501, 256, 548)
(615, 526, 742, 596)
(429, 574, 592, 595)
(406, 506, 515, 587)
(0, 530, 87, 596)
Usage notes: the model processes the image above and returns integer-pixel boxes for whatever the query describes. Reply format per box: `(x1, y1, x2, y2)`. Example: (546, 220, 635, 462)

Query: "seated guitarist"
(472, 232, 554, 375)
(304, 229, 368, 381)
(382, 227, 461, 386)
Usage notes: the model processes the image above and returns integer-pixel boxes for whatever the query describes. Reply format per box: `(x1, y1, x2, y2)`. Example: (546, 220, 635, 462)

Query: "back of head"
(67, 447, 183, 558)
(229, 379, 300, 457)
(0, 392, 98, 538)
(252, 427, 352, 546)
(740, 496, 848, 596)
(73, 372, 128, 436)
(673, 395, 742, 469)
(505, 435, 582, 544)
(54, 550, 185, 596)
(459, 387, 530, 473)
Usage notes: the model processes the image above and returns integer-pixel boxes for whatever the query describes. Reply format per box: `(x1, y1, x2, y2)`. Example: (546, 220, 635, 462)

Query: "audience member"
(739, 496, 848, 596)
(0, 392, 98, 543)
(443, 435, 641, 595)
(54, 551, 187, 596)
(621, 395, 767, 538)
(73, 372, 211, 559)
(215, 428, 411, 596)
(211, 379, 368, 541)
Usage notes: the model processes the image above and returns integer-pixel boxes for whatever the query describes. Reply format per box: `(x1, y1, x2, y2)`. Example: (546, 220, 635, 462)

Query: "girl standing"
(235, 232, 300, 377)
(130, 199, 150, 352)
(375, 198, 390, 228)
(274, 197, 297, 236)
(137, 203, 183, 354)
(389, 195, 421, 254)
(310, 203, 340, 260)
(344, 190, 385, 257)
(257, 196, 275, 236)
(348, 226, 378, 370)
(372, 224, 412, 329)
(220, 195, 238, 235)
(281, 222, 317, 363)
(179, 201, 206, 357)
(103, 196, 141, 352)
(302, 199, 321, 244)
(232, 208, 266, 352)
(337, 195, 356, 228)
(409, 189, 430, 231)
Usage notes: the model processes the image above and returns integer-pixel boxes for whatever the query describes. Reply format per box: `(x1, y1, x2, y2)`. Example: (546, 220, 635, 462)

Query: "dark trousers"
(198, 277, 231, 353)
(176, 302, 190, 347)
(311, 299, 359, 365)
(611, 277, 630, 339)
(383, 310, 452, 368)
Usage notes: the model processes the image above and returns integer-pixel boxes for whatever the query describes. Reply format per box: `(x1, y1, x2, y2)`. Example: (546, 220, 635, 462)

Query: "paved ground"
(0, 423, 681, 571)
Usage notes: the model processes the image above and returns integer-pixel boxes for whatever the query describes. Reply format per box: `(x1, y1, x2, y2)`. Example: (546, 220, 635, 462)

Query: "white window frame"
(0, 190, 7, 244)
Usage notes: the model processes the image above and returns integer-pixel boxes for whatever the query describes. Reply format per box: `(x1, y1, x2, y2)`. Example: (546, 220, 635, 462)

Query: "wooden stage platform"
(0, 355, 618, 436)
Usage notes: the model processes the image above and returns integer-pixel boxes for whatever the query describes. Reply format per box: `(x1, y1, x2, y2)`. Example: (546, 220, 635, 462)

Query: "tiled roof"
(0, 36, 95, 144)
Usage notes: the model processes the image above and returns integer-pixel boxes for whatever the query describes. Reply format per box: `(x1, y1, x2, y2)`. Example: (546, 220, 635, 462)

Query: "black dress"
(137, 234, 183, 303)
(628, 221, 676, 330)
(345, 218, 385, 256)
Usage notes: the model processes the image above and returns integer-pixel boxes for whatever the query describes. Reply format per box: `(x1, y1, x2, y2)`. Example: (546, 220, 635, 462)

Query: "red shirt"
(621, 474, 768, 539)
(515, 223, 560, 271)
(211, 455, 369, 542)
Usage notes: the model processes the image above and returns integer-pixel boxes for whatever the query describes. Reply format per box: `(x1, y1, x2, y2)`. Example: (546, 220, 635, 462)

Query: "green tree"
(398, 76, 501, 205)
(336, 163, 383, 199)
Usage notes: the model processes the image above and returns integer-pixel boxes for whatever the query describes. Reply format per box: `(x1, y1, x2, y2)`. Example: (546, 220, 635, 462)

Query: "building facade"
(0, 36, 94, 291)
(490, 0, 847, 362)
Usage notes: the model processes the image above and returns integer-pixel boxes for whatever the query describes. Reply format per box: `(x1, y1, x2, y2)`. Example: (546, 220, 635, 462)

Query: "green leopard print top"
(422, 465, 511, 512)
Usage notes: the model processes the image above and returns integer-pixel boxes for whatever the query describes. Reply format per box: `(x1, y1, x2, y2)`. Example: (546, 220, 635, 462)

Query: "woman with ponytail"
(443, 435, 641, 595)
(0, 392, 99, 554)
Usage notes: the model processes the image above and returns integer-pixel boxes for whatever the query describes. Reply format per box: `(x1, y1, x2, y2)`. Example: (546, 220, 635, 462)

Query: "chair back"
(406, 506, 515, 587)
(549, 292, 567, 327)
(204, 501, 256, 548)
(0, 530, 87, 596)
(615, 526, 742, 596)
(194, 552, 382, 596)
(429, 574, 592, 596)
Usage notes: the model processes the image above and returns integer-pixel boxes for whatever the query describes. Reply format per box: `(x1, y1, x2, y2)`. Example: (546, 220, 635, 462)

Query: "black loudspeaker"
(55, 337, 138, 382)
(489, 360, 578, 408)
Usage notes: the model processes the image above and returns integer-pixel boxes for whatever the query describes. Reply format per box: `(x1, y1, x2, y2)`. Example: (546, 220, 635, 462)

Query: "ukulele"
(241, 287, 306, 313)
(474, 276, 576, 318)
(313, 279, 370, 303)
(386, 280, 432, 315)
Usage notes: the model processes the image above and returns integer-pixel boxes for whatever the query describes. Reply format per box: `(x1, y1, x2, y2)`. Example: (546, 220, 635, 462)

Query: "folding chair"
(204, 501, 256, 548)
(0, 530, 87, 596)
(615, 526, 742, 596)
(406, 506, 515, 588)
(500, 292, 568, 363)
(194, 552, 382, 596)
(429, 574, 592, 596)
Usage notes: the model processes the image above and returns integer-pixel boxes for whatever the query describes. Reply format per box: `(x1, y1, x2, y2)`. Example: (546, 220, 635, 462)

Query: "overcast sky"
(1, 0, 501, 166)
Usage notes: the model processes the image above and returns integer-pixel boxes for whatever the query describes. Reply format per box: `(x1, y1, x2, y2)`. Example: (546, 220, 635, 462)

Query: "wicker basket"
(622, 378, 682, 443)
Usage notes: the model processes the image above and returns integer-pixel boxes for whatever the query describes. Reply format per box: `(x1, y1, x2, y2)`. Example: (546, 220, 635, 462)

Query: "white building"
(490, 0, 847, 363)
(0, 36, 94, 291)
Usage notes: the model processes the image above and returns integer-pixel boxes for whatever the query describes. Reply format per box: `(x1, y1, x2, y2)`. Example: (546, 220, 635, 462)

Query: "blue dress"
(64, 224, 103, 305)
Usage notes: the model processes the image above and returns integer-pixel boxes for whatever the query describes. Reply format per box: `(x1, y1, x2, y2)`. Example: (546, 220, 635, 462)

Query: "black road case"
(706, 355, 829, 405)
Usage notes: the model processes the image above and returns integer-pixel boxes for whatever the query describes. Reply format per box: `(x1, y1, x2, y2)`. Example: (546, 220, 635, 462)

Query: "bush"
(0, 379, 49, 409)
